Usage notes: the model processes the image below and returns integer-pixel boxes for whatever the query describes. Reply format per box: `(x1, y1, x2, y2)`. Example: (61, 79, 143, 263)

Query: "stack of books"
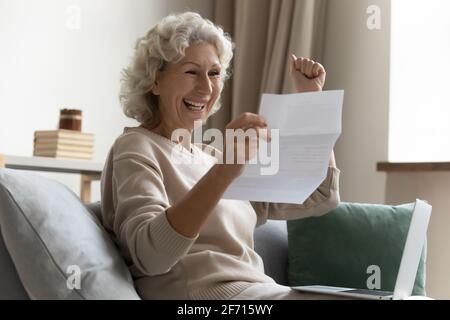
(33, 130, 95, 160)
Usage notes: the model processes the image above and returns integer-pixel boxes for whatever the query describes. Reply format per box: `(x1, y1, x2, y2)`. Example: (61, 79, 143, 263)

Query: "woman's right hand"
(166, 113, 270, 238)
(219, 112, 271, 180)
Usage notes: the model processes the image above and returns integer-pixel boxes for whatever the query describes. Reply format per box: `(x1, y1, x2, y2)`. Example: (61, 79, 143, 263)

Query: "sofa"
(0, 168, 427, 299)
(0, 168, 289, 300)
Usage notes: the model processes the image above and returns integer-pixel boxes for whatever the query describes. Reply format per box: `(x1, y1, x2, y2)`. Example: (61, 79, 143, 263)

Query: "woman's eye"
(209, 71, 220, 77)
(185, 70, 220, 77)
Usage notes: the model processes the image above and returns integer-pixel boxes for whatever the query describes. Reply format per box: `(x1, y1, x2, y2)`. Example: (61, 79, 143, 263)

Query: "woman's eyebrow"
(181, 61, 221, 68)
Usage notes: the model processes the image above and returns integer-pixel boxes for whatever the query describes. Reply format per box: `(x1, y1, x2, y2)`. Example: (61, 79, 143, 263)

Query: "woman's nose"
(196, 73, 213, 95)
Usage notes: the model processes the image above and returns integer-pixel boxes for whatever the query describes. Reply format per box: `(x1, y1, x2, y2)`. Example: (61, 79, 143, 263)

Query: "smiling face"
(150, 42, 223, 138)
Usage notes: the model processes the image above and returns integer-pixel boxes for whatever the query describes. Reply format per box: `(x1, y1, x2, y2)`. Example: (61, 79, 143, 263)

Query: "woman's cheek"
(214, 79, 223, 93)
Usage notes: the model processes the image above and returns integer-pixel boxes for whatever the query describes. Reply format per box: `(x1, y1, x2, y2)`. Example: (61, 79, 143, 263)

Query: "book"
(34, 137, 95, 147)
(34, 144, 94, 153)
(33, 150, 93, 160)
(34, 130, 95, 141)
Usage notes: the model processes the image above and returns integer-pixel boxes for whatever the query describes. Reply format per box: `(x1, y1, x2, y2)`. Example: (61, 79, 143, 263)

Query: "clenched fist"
(290, 54, 326, 93)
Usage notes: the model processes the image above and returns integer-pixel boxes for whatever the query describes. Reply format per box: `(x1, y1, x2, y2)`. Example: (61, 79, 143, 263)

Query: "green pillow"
(287, 202, 426, 295)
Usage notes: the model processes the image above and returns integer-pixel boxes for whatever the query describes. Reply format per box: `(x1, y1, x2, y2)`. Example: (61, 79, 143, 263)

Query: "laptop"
(292, 199, 432, 300)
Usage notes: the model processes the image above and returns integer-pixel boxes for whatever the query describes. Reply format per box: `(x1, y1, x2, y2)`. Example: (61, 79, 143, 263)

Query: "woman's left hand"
(290, 54, 326, 92)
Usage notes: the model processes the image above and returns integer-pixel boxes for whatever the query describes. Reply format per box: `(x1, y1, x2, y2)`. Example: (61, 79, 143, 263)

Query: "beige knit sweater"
(101, 126, 340, 300)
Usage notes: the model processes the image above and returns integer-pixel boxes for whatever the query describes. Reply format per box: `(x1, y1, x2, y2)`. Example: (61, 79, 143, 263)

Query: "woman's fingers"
(305, 59, 314, 77)
(226, 113, 272, 144)
(300, 58, 309, 75)
(257, 127, 272, 142)
(290, 54, 297, 73)
(291, 54, 299, 66)
(312, 62, 325, 77)
(291, 54, 325, 79)
(224, 113, 272, 164)
(226, 112, 267, 130)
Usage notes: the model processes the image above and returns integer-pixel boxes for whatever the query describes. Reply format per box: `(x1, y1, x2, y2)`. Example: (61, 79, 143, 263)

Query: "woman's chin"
(184, 108, 208, 122)
(180, 104, 212, 129)
(189, 118, 207, 130)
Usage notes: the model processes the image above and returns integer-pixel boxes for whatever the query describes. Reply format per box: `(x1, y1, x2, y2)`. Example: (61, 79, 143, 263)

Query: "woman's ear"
(151, 71, 162, 95)
(151, 80, 160, 95)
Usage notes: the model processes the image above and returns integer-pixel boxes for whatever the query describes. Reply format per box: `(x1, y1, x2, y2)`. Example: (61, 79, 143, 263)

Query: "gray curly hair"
(119, 12, 234, 125)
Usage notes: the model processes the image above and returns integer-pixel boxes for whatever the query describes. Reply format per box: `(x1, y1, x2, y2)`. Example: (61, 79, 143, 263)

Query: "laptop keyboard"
(344, 289, 393, 296)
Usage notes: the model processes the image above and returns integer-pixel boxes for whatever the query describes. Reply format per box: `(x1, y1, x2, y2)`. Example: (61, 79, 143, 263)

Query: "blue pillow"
(287, 202, 426, 295)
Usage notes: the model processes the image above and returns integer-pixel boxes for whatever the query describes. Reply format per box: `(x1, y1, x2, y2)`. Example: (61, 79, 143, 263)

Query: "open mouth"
(183, 99, 206, 112)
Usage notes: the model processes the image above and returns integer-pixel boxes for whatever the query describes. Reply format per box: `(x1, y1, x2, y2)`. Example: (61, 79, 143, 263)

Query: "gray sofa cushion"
(0, 168, 140, 300)
(254, 219, 288, 285)
(0, 228, 29, 299)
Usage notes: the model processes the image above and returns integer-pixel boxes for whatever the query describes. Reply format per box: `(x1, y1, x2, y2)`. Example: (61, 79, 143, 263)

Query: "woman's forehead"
(178, 43, 221, 67)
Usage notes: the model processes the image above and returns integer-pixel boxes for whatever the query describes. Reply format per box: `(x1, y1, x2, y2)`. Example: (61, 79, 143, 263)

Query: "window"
(389, 0, 450, 161)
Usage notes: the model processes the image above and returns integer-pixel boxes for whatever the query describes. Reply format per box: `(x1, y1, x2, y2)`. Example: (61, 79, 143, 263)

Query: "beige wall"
(0, 0, 213, 202)
(323, 0, 449, 298)
(323, 0, 390, 205)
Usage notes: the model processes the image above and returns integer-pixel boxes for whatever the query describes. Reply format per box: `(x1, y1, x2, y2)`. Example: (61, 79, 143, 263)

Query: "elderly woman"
(101, 12, 340, 300)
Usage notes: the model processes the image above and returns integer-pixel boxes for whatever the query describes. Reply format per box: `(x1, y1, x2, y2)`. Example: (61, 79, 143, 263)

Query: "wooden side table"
(0, 154, 103, 203)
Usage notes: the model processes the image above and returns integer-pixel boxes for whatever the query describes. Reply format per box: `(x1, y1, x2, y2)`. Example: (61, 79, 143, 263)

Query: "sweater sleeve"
(111, 153, 197, 276)
(250, 167, 341, 227)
